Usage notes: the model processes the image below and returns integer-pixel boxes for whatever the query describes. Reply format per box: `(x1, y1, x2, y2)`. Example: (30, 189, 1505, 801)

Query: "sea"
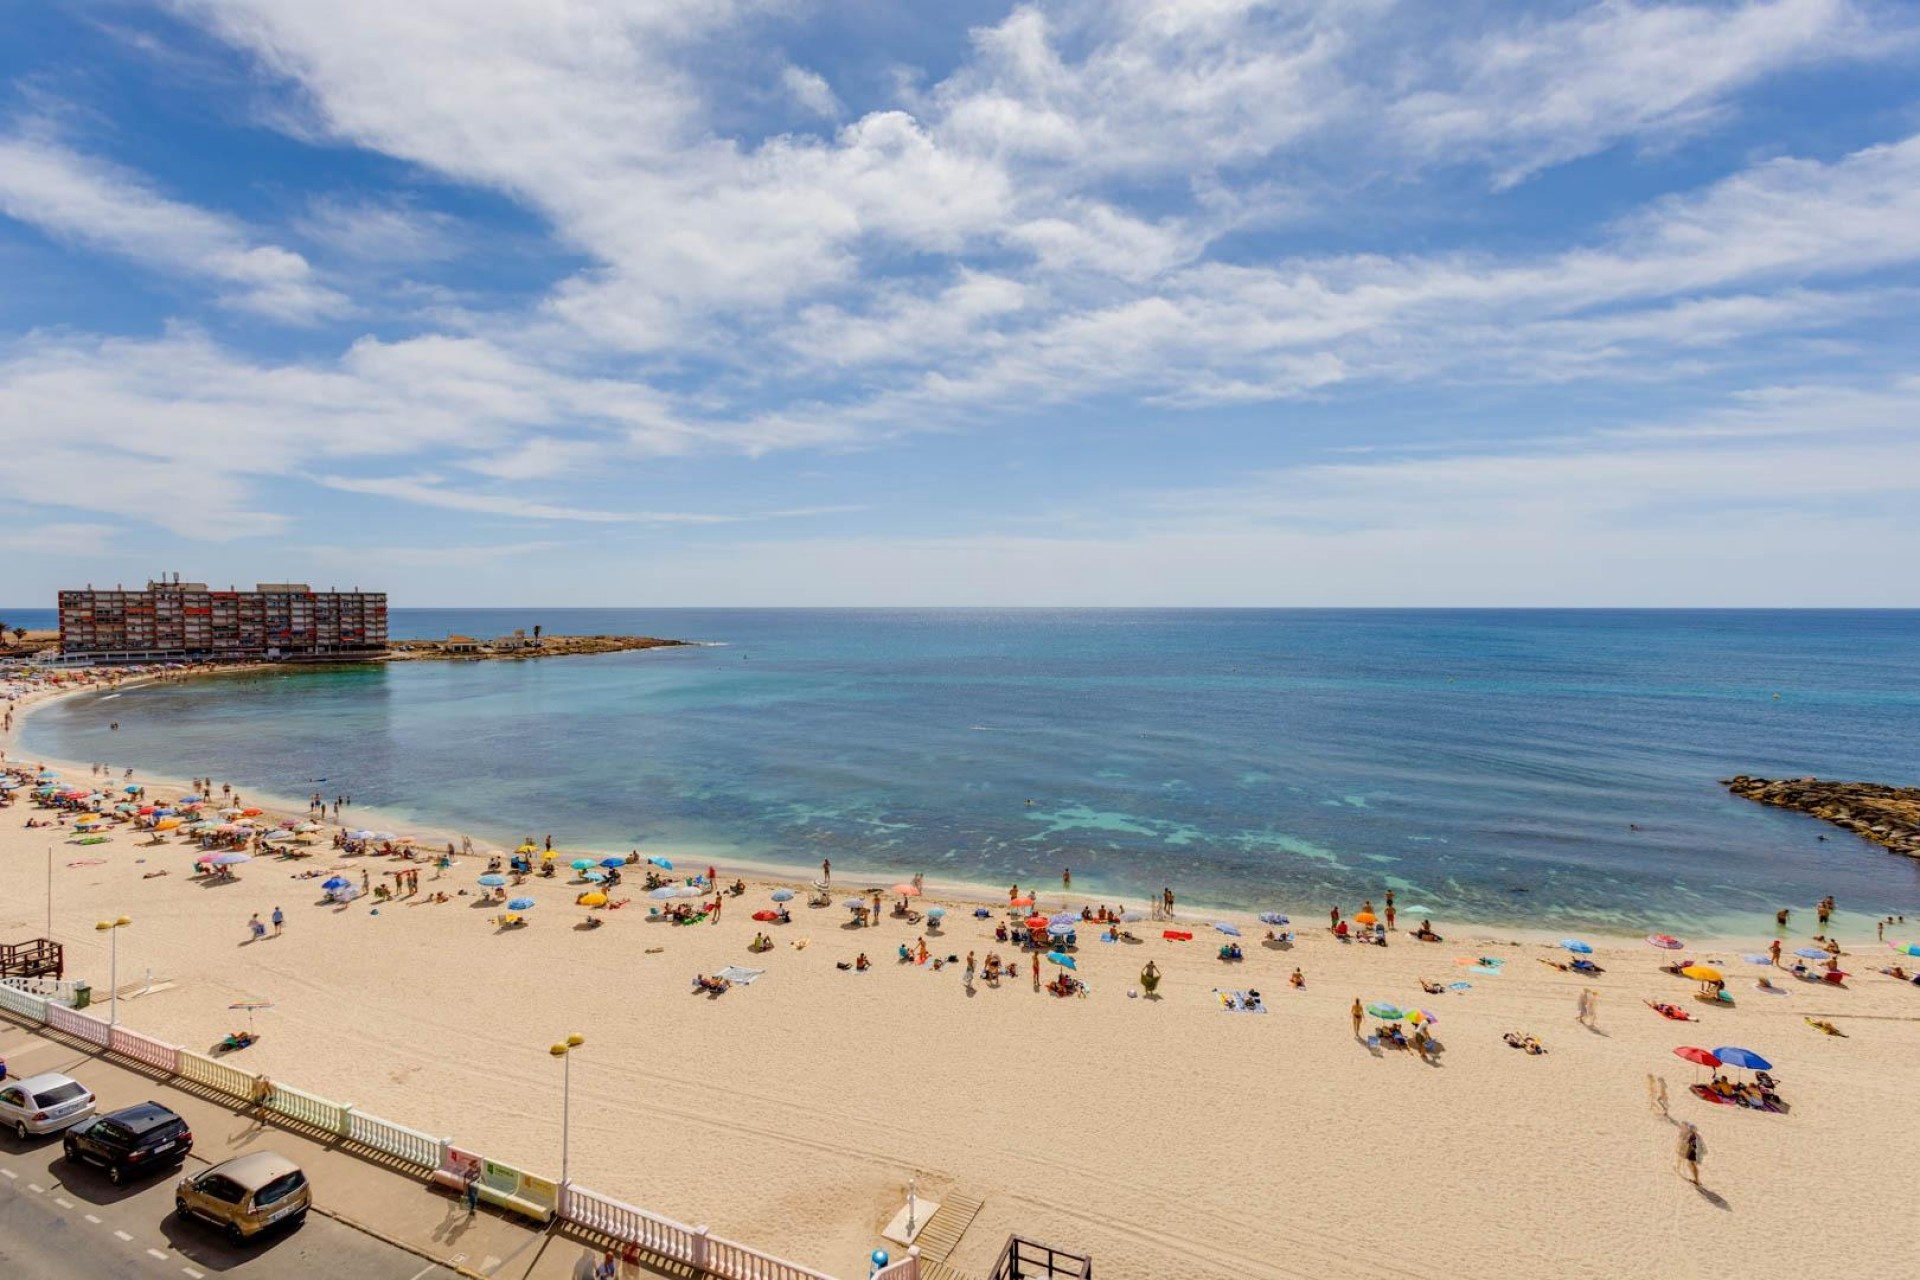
(11, 608, 1920, 935)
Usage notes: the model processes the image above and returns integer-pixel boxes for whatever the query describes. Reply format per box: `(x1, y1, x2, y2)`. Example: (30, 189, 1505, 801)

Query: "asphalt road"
(0, 1128, 457, 1280)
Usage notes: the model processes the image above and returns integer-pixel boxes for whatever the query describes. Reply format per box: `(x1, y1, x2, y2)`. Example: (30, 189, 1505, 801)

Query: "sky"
(2, 0, 1919, 607)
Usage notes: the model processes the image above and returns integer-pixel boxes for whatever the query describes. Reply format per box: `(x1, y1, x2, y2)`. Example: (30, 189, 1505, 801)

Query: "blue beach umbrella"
(1213, 922, 1242, 937)
(122, 784, 141, 793)
(1559, 939, 1593, 954)
(571, 858, 596, 870)
(599, 857, 625, 868)
(648, 856, 674, 870)
(1889, 943, 1920, 957)
(348, 829, 376, 840)
(843, 899, 868, 910)
(212, 853, 251, 866)
(1366, 1003, 1405, 1020)
(1258, 912, 1289, 926)
(770, 889, 795, 902)
(506, 897, 537, 911)
(1048, 912, 1079, 928)
(1713, 1046, 1772, 1072)
(1743, 954, 1772, 964)
(1047, 920, 1075, 937)
(650, 886, 680, 899)
(478, 874, 507, 887)
(927, 906, 946, 918)
(1793, 947, 1826, 959)
(1045, 952, 1077, 970)
(322, 876, 349, 890)
(583, 870, 607, 882)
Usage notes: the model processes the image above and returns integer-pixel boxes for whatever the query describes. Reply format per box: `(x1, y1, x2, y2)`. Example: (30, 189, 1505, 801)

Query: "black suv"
(62, 1102, 194, 1185)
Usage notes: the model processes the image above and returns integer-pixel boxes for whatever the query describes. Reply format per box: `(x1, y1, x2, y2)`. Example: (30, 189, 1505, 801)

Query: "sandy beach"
(4, 674, 1918, 1279)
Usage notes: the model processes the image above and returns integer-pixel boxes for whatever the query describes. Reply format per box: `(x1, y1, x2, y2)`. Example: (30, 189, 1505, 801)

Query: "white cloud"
(781, 65, 842, 120)
(295, 196, 462, 263)
(0, 132, 349, 322)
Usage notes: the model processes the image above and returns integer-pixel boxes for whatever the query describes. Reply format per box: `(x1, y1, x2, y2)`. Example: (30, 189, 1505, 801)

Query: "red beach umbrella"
(1025, 915, 1050, 931)
(1674, 1047, 1719, 1067)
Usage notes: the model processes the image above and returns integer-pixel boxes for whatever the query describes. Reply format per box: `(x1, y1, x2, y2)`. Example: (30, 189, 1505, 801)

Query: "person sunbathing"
(729, 879, 746, 895)
(1419, 979, 1445, 995)
(1333, 920, 1349, 939)
(1412, 920, 1442, 941)
(582, 914, 604, 929)
(693, 974, 730, 995)
(1503, 1032, 1546, 1054)
(1806, 1017, 1846, 1036)
(855, 952, 870, 971)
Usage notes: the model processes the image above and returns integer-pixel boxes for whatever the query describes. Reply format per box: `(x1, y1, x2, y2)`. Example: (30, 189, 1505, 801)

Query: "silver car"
(0, 1072, 97, 1139)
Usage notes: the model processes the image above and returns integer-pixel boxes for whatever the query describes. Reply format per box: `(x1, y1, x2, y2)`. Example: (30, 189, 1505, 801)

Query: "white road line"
(407, 1267, 442, 1280)
(54, 1196, 74, 1208)
(146, 1248, 168, 1260)
(182, 1268, 205, 1279)
(113, 1229, 133, 1241)
(27, 1182, 44, 1193)
(84, 1213, 102, 1223)
(0, 1168, 15, 1179)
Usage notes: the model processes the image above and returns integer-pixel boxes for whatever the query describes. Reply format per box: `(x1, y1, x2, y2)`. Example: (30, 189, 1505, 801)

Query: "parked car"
(0, 1072, 96, 1139)
(175, 1152, 310, 1241)
(61, 1102, 192, 1184)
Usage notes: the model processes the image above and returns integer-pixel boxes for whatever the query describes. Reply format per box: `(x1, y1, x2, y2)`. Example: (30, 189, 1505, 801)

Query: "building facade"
(57, 580, 388, 663)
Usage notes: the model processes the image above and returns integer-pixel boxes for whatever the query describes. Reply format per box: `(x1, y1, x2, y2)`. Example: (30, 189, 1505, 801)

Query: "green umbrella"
(1366, 1002, 1406, 1020)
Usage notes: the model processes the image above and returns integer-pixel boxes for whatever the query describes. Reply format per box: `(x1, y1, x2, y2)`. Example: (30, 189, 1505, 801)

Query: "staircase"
(912, 1192, 984, 1280)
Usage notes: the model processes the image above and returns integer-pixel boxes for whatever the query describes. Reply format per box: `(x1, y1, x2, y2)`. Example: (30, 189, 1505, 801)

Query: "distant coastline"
(385, 633, 692, 662)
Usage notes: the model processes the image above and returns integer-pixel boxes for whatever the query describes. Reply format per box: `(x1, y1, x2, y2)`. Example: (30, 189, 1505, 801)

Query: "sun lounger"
(1162, 930, 1193, 941)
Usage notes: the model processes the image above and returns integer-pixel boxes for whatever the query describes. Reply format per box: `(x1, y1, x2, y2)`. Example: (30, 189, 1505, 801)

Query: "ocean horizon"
(16, 608, 1920, 934)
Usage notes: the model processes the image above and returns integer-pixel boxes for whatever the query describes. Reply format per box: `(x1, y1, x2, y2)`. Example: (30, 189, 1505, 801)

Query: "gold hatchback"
(174, 1151, 311, 1241)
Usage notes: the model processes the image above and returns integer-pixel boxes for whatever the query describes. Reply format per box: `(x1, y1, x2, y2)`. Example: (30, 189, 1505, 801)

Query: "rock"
(1724, 776, 1920, 860)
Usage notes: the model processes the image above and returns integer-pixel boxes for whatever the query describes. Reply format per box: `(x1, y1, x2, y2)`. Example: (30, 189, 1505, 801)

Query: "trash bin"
(70, 982, 91, 1010)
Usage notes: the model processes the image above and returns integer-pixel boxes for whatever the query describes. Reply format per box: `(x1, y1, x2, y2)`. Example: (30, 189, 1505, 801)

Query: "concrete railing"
(177, 1047, 257, 1101)
(872, 1252, 921, 1280)
(108, 1024, 179, 1073)
(265, 1081, 349, 1135)
(46, 1001, 111, 1046)
(347, 1109, 444, 1170)
(0, 981, 50, 1021)
(562, 1184, 700, 1263)
(708, 1234, 847, 1280)
(10, 984, 864, 1280)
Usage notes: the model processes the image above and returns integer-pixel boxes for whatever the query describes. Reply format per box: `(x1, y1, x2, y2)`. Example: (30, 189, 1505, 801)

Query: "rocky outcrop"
(1723, 775, 1920, 860)
(387, 635, 691, 662)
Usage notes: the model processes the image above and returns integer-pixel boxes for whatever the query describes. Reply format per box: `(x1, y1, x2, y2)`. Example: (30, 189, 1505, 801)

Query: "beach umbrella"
(1213, 922, 1242, 937)
(1047, 920, 1075, 937)
(927, 905, 946, 918)
(845, 898, 869, 911)
(647, 856, 674, 869)
(293, 822, 319, 833)
(322, 876, 349, 890)
(1048, 912, 1080, 928)
(1408, 1008, 1439, 1025)
(1792, 947, 1827, 959)
(1258, 912, 1290, 926)
(580, 892, 608, 907)
(506, 897, 537, 911)
(478, 873, 508, 887)
(1560, 939, 1593, 955)
(571, 858, 596, 870)
(583, 870, 607, 883)
(348, 829, 375, 839)
(1680, 965, 1722, 982)
(228, 999, 273, 1034)
(1121, 910, 1145, 923)
(1674, 1046, 1719, 1067)
(600, 857, 625, 868)
(670, 885, 703, 898)
(1743, 954, 1772, 965)
(212, 853, 251, 866)
(1025, 915, 1050, 931)
(122, 784, 141, 792)
(1009, 896, 1034, 908)
(1891, 943, 1920, 957)
(770, 889, 795, 902)
(1713, 1046, 1771, 1072)
(650, 886, 681, 899)
(1354, 911, 1378, 926)
(155, 818, 182, 830)
(517, 842, 538, 853)
(542, 851, 556, 861)
(1366, 1003, 1405, 1020)
(1045, 952, 1077, 970)
(892, 883, 921, 897)
(242, 808, 263, 816)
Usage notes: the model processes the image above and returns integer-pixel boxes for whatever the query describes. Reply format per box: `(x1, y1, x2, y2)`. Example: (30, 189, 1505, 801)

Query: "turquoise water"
(19, 609, 1920, 932)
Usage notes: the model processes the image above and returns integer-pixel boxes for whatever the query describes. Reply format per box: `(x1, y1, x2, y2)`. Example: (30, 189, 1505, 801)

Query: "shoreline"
(4, 666, 1885, 950)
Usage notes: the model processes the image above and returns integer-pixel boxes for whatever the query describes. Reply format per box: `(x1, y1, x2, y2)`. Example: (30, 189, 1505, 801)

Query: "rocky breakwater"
(1724, 775, 1920, 859)
(388, 634, 692, 662)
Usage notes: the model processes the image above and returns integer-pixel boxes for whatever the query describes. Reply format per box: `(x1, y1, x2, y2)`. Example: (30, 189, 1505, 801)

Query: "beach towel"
(1163, 930, 1193, 941)
(1213, 989, 1269, 1014)
(715, 966, 766, 985)
(1448, 981, 1472, 991)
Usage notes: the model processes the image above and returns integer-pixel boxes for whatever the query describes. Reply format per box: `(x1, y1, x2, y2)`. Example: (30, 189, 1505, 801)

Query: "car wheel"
(226, 1222, 245, 1244)
(107, 1163, 125, 1186)
(175, 1198, 188, 1217)
(13, 1121, 26, 1141)
(61, 1140, 77, 1161)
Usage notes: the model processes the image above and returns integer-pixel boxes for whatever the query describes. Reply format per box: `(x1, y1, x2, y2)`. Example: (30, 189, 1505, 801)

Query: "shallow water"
(22, 608, 1920, 931)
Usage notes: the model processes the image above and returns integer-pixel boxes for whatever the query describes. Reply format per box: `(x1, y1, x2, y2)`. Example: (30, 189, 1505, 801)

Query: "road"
(0, 1128, 457, 1280)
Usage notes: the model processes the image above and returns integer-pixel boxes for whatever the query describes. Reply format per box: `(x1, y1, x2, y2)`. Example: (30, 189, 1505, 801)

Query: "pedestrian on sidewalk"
(464, 1166, 481, 1216)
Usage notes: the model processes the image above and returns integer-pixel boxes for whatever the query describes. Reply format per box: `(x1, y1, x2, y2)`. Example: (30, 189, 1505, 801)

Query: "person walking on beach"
(1385, 903, 1396, 931)
(248, 913, 266, 942)
(1817, 901, 1831, 929)
(1350, 997, 1364, 1039)
(1646, 1073, 1669, 1117)
(1062, 867, 1071, 894)
(822, 857, 831, 884)
(271, 906, 284, 936)
(1329, 905, 1341, 931)
(1676, 1122, 1704, 1187)
(1031, 951, 1040, 989)
(872, 891, 882, 925)
(965, 951, 976, 988)
(1576, 987, 1596, 1028)
(1776, 908, 1790, 929)
(1769, 938, 1782, 966)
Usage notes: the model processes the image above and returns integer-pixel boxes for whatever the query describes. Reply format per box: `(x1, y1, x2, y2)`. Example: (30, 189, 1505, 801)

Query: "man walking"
(1676, 1122, 1704, 1186)
(1350, 997, 1364, 1039)
(271, 905, 284, 936)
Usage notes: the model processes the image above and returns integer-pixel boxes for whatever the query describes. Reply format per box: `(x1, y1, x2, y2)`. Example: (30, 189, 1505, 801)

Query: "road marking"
(113, 1229, 133, 1241)
(408, 1267, 442, 1280)
(55, 1195, 74, 1208)
(85, 1213, 102, 1223)
(28, 1182, 44, 1193)
(146, 1248, 168, 1260)
(0, 1168, 15, 1179)
(183, 1268, 205, 1279)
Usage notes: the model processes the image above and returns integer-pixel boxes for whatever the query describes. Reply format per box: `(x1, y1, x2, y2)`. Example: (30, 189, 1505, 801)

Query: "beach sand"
(4, 677, 1917, 1278)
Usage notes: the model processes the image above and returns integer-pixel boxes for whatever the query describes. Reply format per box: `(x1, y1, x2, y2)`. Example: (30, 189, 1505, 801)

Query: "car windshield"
(34, 1082, 88, 1106)
(92, 1120, 134, 1143)
(253, 1171, 306, 1207)
(142, 1121, 184, 1143)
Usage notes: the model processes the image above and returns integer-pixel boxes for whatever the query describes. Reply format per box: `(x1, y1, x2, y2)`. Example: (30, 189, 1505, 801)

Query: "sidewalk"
(0, 1012, 670, 1280)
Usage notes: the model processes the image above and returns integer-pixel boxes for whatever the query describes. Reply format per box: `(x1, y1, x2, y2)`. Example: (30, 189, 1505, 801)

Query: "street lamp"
(94, 916, 131, 1026)
(549, 1033, 584, 1186)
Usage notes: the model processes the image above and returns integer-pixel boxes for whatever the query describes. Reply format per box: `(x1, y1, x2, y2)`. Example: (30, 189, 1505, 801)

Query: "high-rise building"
(56, 578, 387, 662)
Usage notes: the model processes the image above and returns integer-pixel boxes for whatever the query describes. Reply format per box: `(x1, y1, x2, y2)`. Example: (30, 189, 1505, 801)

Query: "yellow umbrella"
(542, 850, 557, 861)
(579, 892, 608, 907)
(155, 817, 182, 830)
(1680, 964, 1722, 982)
(517, 843, 538, 853)
(1354, 911, 1378, 925)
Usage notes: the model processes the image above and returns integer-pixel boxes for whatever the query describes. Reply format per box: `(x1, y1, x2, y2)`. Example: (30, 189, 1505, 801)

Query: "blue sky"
(2, 0, 1919, 605)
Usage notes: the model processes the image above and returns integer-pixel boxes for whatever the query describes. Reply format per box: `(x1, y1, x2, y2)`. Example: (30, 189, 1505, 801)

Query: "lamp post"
(94, 916, 131, 1026)
(549, 1033, 584, 1186)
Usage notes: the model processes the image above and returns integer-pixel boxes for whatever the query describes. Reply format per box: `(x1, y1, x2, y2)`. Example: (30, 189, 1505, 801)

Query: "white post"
(907, 1176, 917, 1236)
(107, 927, 119, 1027)
(691, 1224, 709, 1269)
(907, 1245, 921, 1280)
(560, 1045, 572, 1186)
